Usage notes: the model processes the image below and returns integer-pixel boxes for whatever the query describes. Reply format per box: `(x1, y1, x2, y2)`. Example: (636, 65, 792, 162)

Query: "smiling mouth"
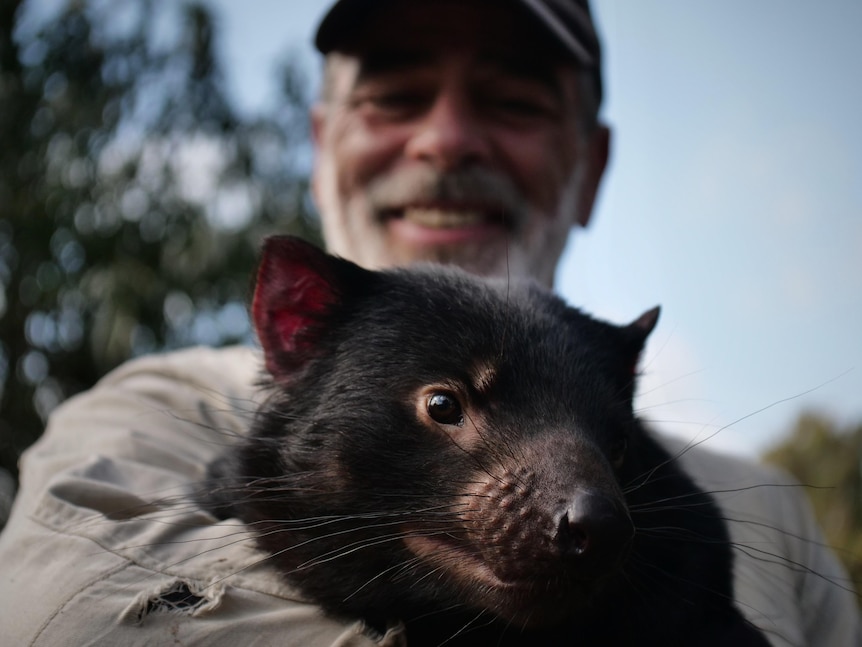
(383, 206, 515, 231)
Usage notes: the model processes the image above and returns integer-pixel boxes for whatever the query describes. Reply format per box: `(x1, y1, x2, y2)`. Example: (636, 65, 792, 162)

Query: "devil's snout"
(555, 490, 633, 578)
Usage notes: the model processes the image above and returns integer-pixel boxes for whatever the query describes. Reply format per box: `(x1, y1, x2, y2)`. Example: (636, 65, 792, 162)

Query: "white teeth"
(402, 207, 485, 228)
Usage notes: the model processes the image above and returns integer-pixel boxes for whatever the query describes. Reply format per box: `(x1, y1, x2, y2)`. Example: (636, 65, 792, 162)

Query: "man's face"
(311, 0, 609, 286)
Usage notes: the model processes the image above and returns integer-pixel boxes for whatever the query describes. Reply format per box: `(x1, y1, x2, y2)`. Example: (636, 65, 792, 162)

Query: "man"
(310, 0, 607, 288)
(0, 1, 858, 645)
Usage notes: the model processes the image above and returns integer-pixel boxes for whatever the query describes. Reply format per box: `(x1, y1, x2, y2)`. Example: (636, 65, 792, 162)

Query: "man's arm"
(667, 435, 862, 647)
(0, 346, 398, 646)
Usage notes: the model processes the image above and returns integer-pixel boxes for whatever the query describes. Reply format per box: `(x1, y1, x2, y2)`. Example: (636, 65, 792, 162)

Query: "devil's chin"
(403, 533, 593, 630)
(449, 576, 595, 630)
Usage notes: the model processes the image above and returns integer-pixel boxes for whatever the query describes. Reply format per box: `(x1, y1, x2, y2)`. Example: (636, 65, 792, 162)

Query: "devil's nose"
(555, 490, 633, 577)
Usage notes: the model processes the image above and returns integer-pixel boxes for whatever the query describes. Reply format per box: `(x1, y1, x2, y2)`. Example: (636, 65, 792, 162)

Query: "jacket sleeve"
(664, 435, 862, 647)
(0, 346, 402, 647)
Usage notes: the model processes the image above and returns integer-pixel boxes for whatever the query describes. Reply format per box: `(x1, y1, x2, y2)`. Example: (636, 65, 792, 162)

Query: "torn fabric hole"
(123, 579, 223, 624)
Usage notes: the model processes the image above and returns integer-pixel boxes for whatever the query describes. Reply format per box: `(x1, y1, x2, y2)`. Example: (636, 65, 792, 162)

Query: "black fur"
(204, 236, 770, 646)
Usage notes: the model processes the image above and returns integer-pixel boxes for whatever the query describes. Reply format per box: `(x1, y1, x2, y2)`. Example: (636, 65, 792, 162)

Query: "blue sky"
(205, 0, 862, 456)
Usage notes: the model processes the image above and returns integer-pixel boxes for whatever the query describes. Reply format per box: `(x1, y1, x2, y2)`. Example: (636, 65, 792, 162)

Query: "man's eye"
(377, 92, 425, 108)
(354, 88, 430, 119)
(476, 75, 561, 121)
(494, 96, 548, 115)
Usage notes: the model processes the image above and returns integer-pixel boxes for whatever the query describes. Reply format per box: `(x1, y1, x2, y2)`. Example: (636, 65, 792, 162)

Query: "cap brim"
(314, 0, 602, 106)
(315, 0, 387, 54)
(315, 0, 595, 66)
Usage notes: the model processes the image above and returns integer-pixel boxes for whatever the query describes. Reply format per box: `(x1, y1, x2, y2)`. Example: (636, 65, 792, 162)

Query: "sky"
(203, 0, 862, 457)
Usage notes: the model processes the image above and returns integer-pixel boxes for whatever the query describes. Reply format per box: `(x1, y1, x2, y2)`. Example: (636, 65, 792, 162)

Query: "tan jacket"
(0, 346, 858, 646)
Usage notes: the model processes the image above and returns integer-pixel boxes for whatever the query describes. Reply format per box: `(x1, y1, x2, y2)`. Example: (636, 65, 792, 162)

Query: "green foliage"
(0, 0, 320, 478)
(764, 412, 862, 604)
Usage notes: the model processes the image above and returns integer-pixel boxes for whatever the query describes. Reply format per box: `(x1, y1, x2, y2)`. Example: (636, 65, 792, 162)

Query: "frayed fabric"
(122, 579, 224, 625)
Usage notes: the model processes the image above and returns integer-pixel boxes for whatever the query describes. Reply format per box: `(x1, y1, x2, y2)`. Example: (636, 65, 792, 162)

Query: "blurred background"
(1, 0, 860, 591)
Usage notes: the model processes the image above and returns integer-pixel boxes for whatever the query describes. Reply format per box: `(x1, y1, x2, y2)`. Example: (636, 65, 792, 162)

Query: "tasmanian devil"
(204, 235, 771, 646)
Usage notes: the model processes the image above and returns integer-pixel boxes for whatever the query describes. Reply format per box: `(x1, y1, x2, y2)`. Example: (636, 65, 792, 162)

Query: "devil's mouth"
(402, 533, 510, 591)
(381, 205, 515, 230)
(402, 532, 586, 627)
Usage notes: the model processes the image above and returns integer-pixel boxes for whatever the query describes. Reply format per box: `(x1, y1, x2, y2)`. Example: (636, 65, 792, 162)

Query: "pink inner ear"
(264, 276, 333, 353)
(252, 239, 339, 377)
(270, 310, 315, 354)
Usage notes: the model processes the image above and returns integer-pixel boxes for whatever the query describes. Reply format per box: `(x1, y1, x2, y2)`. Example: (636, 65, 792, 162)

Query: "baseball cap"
(314, 0, 603, 105)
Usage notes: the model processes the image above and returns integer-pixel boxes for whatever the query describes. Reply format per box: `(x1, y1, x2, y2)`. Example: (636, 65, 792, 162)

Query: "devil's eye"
(427, 393, 464, 426)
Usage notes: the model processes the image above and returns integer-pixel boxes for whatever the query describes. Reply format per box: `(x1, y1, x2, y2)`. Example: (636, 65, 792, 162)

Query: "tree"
(0, 0, 319, 481)
(763, 412, 862, 605)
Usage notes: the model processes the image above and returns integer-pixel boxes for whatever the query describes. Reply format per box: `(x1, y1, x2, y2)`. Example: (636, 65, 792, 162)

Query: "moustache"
(366, 166, 528, 230)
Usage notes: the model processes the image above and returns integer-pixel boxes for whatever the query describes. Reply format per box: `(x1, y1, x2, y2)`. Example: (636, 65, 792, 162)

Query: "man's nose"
(404, 92, 490, 170)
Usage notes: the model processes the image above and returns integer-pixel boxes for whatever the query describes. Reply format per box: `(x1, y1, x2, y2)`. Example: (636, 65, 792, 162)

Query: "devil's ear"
(622, 306, 660, 377)
(626, 306, 660, 345)
(252, 236, 366, 380)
